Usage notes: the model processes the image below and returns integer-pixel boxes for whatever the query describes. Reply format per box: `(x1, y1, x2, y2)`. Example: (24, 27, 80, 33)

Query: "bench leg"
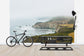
(45, 43, 46, 47)
(66, 44, 68, 46)
(45, 42, 47, 47)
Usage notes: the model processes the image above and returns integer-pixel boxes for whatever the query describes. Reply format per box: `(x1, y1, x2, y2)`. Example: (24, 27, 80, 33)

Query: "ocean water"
(10, 18, 55, 36)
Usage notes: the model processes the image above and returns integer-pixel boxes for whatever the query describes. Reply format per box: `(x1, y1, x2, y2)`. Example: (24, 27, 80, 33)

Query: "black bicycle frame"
(14, 32, 26, 43)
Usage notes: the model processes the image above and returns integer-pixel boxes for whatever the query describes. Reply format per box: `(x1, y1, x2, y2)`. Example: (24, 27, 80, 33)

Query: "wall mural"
(10, 0, 74, 43)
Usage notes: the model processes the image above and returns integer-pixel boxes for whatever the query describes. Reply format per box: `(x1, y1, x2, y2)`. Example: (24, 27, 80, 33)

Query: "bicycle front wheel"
(23, 36, 33, 47)
(6, 36, 16, 47)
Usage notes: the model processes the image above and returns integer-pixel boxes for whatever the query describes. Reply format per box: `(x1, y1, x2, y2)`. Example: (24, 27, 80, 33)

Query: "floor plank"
(0, 45, 84, 56)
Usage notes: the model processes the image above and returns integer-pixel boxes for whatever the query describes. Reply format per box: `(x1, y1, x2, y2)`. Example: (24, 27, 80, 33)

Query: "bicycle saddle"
(13, 31, 17, 32)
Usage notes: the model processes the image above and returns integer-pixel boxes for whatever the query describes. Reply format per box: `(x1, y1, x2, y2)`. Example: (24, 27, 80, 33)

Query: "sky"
(10, 0, 74, 19)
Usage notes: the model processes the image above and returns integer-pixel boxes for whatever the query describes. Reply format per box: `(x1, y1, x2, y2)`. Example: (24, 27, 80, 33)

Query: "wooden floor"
(0, 45, 84, 56)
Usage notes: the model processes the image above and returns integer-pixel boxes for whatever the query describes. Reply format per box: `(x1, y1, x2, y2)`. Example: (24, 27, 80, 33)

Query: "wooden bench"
(40, 36, 73, 47)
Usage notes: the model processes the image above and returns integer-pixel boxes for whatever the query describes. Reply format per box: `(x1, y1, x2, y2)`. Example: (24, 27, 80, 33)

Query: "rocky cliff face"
(32, 22, 58, 29)
(32, 16, 74, 29)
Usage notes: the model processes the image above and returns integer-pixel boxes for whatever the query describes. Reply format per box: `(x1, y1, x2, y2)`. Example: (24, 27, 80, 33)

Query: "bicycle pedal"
(18, 44, 20, 45)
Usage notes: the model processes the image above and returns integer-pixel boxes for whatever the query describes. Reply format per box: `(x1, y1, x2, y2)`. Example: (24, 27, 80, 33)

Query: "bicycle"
(6, 30, 33, 47)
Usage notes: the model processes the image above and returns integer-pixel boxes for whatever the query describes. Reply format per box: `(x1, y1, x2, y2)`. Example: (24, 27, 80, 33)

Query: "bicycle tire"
(23, 36, 33, 47)
(6, 36, 16, 47)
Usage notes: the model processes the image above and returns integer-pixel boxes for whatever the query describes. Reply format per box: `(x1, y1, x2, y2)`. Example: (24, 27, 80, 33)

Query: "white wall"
(0, 0, 10, 44)
(75, 0, 84, 44)
(0, 0, 84, 44)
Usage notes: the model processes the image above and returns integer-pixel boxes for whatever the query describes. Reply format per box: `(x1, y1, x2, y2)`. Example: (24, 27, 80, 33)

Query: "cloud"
(10, 0, 74, 19)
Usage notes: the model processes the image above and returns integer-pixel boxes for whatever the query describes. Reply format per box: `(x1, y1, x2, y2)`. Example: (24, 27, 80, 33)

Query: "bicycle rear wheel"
(23, 36, 33, 47)
(6, 36, 16, 47)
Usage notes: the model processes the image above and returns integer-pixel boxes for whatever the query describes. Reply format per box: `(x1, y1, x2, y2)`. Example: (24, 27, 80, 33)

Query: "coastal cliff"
(32, 16, 74, 30)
